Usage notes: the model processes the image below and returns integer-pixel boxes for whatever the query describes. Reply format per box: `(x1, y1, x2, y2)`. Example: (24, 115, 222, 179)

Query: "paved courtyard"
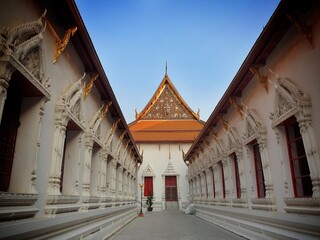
(109, 211, 246, 240)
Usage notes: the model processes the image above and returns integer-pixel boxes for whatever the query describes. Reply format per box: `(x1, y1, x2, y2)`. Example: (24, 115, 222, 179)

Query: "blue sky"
(75, 0, 280, 123)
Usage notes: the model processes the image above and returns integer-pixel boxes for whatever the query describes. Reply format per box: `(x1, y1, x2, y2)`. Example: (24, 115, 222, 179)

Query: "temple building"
(129, 72, 204, 211)
(183, 0, 320, 239)
(1, 0, 320, 239)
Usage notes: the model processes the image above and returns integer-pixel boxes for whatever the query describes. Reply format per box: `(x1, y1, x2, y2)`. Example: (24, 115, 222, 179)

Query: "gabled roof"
(135, 73, 200, 121)
(129, 72, 205, 143)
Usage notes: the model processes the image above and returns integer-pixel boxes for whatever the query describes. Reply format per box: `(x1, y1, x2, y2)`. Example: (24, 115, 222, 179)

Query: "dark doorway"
(0, 82, 22, 191)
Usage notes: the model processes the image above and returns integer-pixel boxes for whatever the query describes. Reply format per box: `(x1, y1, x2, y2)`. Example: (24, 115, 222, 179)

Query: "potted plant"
(146, 193, 153, 211)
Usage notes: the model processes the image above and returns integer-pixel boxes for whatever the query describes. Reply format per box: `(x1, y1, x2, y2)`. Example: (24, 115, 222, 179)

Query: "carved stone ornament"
(0, 192, 38, 206)
(163, 159, 179, 176)
(243, 109, 267, 145)
(270, 74, 320, 198)
(270, 75, 311, 128)
(226, 127, 242, 155)
(142, 163, 155, 177)
(0, 10, 50, 98)
(56, 73, 86, 127)
(87, 102, 111, 141)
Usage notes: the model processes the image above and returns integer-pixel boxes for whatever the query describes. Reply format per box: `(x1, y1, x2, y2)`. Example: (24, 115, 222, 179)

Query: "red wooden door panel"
(165, 176, 177, 201)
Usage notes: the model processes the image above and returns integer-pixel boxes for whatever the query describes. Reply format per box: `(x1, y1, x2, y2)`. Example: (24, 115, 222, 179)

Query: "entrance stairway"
(166, 201, 179, 210)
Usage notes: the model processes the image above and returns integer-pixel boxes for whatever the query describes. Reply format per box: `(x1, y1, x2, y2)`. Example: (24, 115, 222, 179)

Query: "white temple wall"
(138, 143, 190, 210)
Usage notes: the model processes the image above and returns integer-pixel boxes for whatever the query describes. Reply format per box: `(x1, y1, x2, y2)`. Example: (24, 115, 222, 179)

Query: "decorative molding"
(0, 10, 50, 98)
(142, 163, 155, 177)
(53, 26, 77, 64)
(243, 109, 266, 145)
(162, 159, 179, 176)
(0, 193, 38, 206)
(57, 73, 86, 126)
(270, 74, 311, 128)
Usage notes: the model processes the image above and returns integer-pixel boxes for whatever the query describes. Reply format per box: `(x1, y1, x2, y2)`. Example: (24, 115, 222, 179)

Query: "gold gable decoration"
(142, 84, 193, 119)
(137, 74, 200, 120)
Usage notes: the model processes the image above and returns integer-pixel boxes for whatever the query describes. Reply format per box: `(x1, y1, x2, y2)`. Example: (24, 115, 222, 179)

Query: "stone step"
(166, 201, 179, 210)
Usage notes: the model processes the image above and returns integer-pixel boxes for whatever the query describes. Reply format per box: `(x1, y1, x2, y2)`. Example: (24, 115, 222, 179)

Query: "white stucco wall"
(137, 142, 191, 210)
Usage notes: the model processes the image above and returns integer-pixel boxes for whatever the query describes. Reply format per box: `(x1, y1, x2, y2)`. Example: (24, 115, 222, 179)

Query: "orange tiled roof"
(129, 120, 204, 143)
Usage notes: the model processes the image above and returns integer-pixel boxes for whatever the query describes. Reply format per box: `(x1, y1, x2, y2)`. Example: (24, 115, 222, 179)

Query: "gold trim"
(229, 97, 244, 120)
(124, 140, 131, 150)
(111, 118, 121, 135)
(119, 130, 127, 141)
(84, 73, 99, 99)
(219, 115, 229, 131)
(53, 26, 77, 64)
(250, 66, 269, 94)
(136, 74, 200, 120)
(100, 101, 112, 119)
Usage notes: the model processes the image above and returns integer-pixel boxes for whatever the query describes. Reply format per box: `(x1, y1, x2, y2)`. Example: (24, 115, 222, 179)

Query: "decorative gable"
(136, 74, 199, 120)
(163, 159, 179, 176)
(142, 84, 194, 119)
(142, 164, 155, 177)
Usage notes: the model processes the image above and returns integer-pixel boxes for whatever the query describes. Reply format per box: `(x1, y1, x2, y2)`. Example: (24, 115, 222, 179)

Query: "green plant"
(146, 193, 153, 211)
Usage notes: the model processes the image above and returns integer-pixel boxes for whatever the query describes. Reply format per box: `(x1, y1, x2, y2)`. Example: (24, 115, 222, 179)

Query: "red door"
(165, 176, 177, 201)
(144, 177, 153, 196)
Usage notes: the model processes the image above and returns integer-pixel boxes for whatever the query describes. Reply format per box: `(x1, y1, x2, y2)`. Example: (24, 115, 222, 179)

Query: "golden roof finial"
(165, 61, 168, 75)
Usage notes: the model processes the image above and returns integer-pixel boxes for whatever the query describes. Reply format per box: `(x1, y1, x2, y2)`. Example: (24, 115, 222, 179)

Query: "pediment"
(136, 74, 199, 120)
(142, 163, 155, 177)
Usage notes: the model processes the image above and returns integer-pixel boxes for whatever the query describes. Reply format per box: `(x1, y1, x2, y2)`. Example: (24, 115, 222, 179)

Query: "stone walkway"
(110, 211, 246, 240)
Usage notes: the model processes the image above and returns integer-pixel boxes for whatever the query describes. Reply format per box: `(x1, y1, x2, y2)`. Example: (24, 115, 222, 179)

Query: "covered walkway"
(109, 211, 245, 240)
